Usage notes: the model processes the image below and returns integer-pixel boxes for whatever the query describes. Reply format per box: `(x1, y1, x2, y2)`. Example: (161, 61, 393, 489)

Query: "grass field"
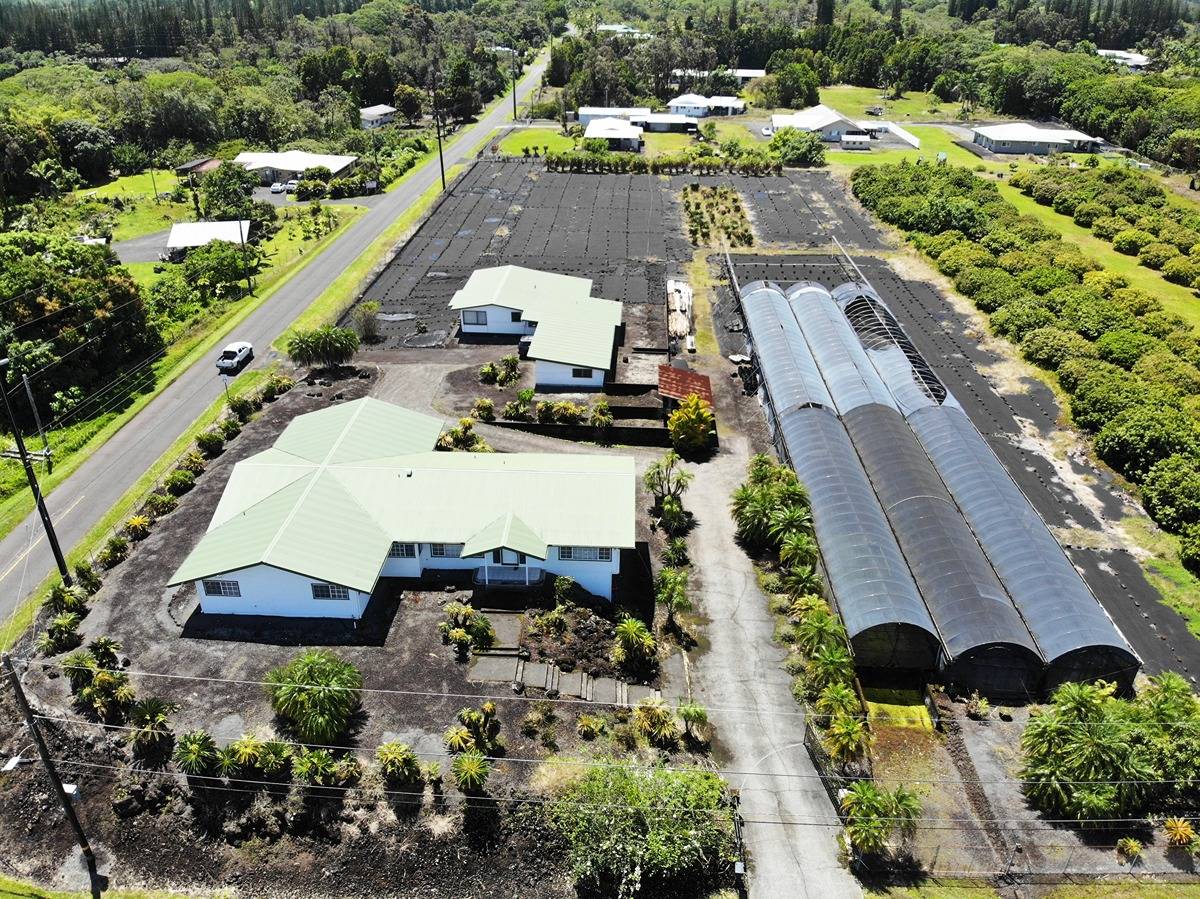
(644, 131, 697, 157)
(826, 124, 998, 170)
(819, 84, 951, 121)
(76, 171, 193, 241)
(498, 127, 574, 155)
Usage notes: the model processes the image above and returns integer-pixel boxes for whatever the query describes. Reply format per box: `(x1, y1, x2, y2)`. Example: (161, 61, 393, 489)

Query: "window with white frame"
(430, 543, 463, 558)
(463, 310, 487, 326)
(388, 542, 416, 558)
(311, 582, 350, 600)
(202, 579, 241, 597)
(558, 546, 612, 562)
(571, 367, 593, 379)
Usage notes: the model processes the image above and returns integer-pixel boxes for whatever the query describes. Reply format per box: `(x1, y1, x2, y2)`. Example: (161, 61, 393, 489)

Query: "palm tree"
(768, 504, 813, 545)
(127, 697, 179, 756)
(779, 531, 818, 568)
(451, 750, 491, 794)
(443, 725, 475, 754)
(781, 564, 822, 599)
(824, 712, 872, 765)
(173, 730, 218, 776)
(61, 649, 97, 692)
(655, 567, 692, 633)
(377, 741, 421, 784)
(676, 701, 708, 741)
(731, 485, 775, 546)
(816, 681, 860, 720)
(643, 450, 693, 505)
(265, 649, 363, 744)
(747, 453, 777, 486)
(1051, 680, 1112, 723)
(808, 642, 853, 690)
(633, 697, 680, 745)
(612, 617, 656, 668)
(87, 636, 121, 669)
(887, 785, 923, 842)
(230, 733, 266, 769)
(840, 780, 889, 855)
(795, 610, 846, 654)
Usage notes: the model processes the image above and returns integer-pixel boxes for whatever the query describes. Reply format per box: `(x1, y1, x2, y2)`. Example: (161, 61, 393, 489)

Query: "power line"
(28, 711, 1200, 788)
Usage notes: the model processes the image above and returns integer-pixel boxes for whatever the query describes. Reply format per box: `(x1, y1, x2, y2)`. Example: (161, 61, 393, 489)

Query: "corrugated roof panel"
(741, 281, 833, 413)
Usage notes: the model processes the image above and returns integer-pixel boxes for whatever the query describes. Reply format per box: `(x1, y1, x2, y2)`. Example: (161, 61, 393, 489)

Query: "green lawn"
(826, 124, 999, 171)
(644, 131, 697, 157)
(819, 84, 952, 121)
(76, 171, 192, 241)
(713, 120, 760, 145)
(78, 169, 179, 200)
(499, 127, 574, 155)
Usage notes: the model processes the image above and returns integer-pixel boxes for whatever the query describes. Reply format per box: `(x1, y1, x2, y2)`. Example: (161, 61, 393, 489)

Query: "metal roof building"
(166, 220, 250, 250)
(741, 278, 1139, 695)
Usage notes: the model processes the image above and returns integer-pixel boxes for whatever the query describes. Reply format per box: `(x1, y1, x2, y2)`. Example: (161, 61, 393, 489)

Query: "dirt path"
(686, 434, 860, 899)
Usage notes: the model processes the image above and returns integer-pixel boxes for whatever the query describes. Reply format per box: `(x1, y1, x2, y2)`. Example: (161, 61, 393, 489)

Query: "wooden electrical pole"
(3, 653, 94, 862)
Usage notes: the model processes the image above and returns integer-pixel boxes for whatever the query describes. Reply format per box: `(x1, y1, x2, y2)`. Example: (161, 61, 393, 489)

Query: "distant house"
(629, 112, 698, 133)
(670, 68, 765, 86)
(234, 151, 358, 184)
(771, 105, 860, 141)
(165, 220, 250, 258)
(597, 23, 651, 38)
(584, 117, 644, 152)
(168, 398, 637, 614)
(840, 131, 872, 150)
(1097, 48, 1150, 71)
(577, 106, 651, 126)
(706, 96, 746, 116)
(971, 123, 1098, 155)
(360, 104, 397, 129)
(667, 93, 712, 117)
(449, 265, 623, 390)
(174, 156, 222, 179)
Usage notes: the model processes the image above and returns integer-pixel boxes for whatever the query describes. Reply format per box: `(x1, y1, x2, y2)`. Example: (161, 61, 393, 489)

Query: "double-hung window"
(202, 579, 241, 597)
(571, 367, 593, 379)
(388, 542, 417, 558)
(312, 583, 350, 600)
(463, 310, 487, 326)
(558, 546, 612, 562)
(430, 543, 463, 558)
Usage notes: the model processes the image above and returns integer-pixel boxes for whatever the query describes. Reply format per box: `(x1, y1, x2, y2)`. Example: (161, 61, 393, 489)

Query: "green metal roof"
(169, 398, 635, 591)
(448, 265, 622, 371)
(461, 512, 548, 560)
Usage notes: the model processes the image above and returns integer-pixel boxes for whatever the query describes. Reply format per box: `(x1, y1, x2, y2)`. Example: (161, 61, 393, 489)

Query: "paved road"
(687, 435, 861, 899)
(0, 55, 546, 629)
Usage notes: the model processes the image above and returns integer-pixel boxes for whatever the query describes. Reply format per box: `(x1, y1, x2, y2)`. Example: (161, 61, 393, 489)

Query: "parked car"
(284, 179, 299, 193)
(216, 341, 253, 373)
(760, 126, 774, 137)
(270, 181, 285, 194)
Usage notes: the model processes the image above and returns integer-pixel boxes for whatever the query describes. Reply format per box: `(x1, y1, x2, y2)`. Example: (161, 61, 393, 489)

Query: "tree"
(286, 325, 360, 370)
(667, 394, 716, 454)
(677, 701, 708, 741)
(775, 63, 820, 108)
(611, 617, 657, 669)
(795, 609, 846, 654)
(825, 713, 872, 765)
(127, 697, 178, 757)
(265, 649, 363, 743)
(393, 83, 425, 125)
(1142, 454, 1200, 532)
(199, 161, 257, 219)
(643, 451, 693, 505)
(655, 567, 692, 632)
(769, 127, 826, 166)
(173, 730, 218, 776)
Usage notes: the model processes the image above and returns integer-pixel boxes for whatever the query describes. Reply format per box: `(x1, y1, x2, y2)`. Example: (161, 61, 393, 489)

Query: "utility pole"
(147, 151, 159, 205)
(21, 375, 50, 474)
(428, 61, 447, 192)
(0, 360, 71, 586)
(3, 653, 93, 862)
(510, 43, 519, 121)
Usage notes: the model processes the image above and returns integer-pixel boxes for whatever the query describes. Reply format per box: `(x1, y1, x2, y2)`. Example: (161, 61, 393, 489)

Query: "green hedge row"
(851, 162, 1200, 572)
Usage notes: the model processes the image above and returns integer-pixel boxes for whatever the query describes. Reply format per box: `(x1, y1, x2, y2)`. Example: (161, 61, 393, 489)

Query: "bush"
(1056, 296, 1136, 340)
(990, 299, 1056, 342)
(218, 417, 242, 440)
(936, 243, 993, 277)
(479, 362, 498, 384)
(667, 394, 716, 454)
(1138, 242, 1181, 270)
(1140, 310, 1190, 338)
(228, 394, 255, 423)
(1133, 350, 1200, 395)
(125, 514, 151, 540)
(177, 451, 206, 475)
(973, 283, 1031, 313)
(1020, 328, 1097, 371)
(73, 561, 102, 596)
(1018, 265, 1077, 295)
(287, 325, 359, 369)
(1181, 524, 1200, 576)
(143, 492, 176, 518)
(954, 266, 1016, 299)
(196, 430, 225, 458)
(265, 649, 363, 743)
(1091, 216, 1130, 240)
(1112, 229, 1156, 254)
(545, 763, 734, 897)
(769, 127, 825, 166)
(164, 469, 196, 496)
(1058, 357, 1123, 393)
(96, 535, 129, 569)
(471, 398, 495, 421)
(1142, 454, 1200, 532)
(259, 372, 295, 402)
(1081, 270, 1128, 297)
(1096, 404, 1200, 483)
(1070, 369, 1159, 432)
(1163, 255, 1200, 287)
(1095, 330, 1159, 369)
(1072, 201, 1110, 227)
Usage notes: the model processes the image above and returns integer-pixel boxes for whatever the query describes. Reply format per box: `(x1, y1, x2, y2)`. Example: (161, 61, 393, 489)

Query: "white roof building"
(972, 123, 1098, 154)
(669, 93, 710, 107)
(577, 106, 651, 125)
(234, 151, 358, 178)
(585, 117, 645, 142)
(671, 68, 766, 83)
(597, 23, 650, 38)
(707, 95, 746, 112)
(1097, 48, 1150, 69)
(166, 220, 250, 250)
(772, 105, 859, 133)
(360, 104, 396, 119)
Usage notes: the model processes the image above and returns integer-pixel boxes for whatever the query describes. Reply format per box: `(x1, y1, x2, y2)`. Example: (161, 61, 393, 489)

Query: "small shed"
(174, 156, 222, 178)
(658, 363, 714, 413)
(840, 130, 871, 150)
(166, 220, 250, 257)
(584, 117, 644, 152)
(360, 104, 397, 129)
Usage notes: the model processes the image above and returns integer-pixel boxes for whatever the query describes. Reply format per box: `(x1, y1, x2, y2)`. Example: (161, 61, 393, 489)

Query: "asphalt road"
(0, 55, 546, 630)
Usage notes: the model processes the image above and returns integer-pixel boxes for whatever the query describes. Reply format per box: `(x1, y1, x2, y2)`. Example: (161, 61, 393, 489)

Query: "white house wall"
(196, 564, 371, 619)
(669, 103, 709, 117)
(459, 305, 533, 335)
(544, 550, 621, 598)
(383, 543, 621, 598)
(534, 359, 608, 388)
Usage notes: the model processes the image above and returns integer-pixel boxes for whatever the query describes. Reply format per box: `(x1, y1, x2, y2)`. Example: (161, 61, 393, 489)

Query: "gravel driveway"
(686, 434, 861, 898)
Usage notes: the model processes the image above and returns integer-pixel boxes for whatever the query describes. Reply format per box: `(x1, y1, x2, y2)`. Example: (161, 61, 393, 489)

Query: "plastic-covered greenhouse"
(740, 279, 1139, 697)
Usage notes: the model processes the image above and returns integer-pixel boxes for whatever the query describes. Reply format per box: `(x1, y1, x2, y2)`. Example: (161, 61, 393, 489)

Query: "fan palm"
(779, 531, 818, 568)
(173, 730, 218, 776)
(127, 697, 178, 751)
(768, 504, 813, 544)
(794, 610, 846, 654)
(781, 564, 822, 599)
(824, 712, 872, 764)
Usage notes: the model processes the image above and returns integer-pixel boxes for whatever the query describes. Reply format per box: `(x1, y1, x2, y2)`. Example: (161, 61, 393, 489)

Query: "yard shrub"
(610, 616, 656, 674)
(667, 393, 716, 455)
(438, 602, 495, 656)
(589, 398, 614, 429)
(471, 397, 495, 421)
(450, 750, 490, 794)
(1141, 454, 1200, 532)
(1138, 241, 1181, 270)
(497, 354, 520, 387)
(544, 762, 735, 897)
(165, 469, 196, 496)
(73, 561, 102, 596)
(177, 451, 206, 475)
(1112, 228, 1156, 255)
(1095, 404, 1200, 483)
(196, 430, 225, 458)
(1019, 328, 1096, 371)
(1134, 350, 1200, 395)
(1055, 295, 1135, 340)
(1072, 201, 1109, 227)
(1163, 255, 1200, 287)
(1068, 368, 1157, 431)
(124, 514, 152, 540)
(376, 741, 422, 785)
(989, 298, 1056, 342)
(1091, 216, 1129, 240)
(1081, 270, 1128, 297)
(218, 417, 242, 440)
(478, 362, 498, 384)
(36, 612, 82, 656)
(935, 243, 993, 277)
(1095, 330, 1158, 369)
(265, 649, 363, 744)
(228, 395, 255, 423)
(174, 730, 218, 776)
(1181, 525, 1200, 575)
(1017, 265, 1077, 295)
(260, 373, 295, 402)
(46, 580, 89, 614)
(96, 534, 129, 569)
(143, 491, 177, 518)
(437, 417, 493, 452)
